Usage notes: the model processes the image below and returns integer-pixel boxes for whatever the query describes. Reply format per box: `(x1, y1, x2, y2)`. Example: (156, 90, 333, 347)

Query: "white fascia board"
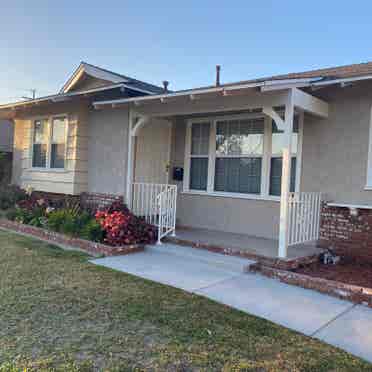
(311, 74, 372, 87)
(0, 83, 126, 110)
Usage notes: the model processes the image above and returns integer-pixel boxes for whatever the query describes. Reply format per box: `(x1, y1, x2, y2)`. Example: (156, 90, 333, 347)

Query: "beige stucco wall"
(87, 107, 129, 196)
(169, 117, 280, 239)
(12, 101, 89, 194)
(301, 82, 372, 205)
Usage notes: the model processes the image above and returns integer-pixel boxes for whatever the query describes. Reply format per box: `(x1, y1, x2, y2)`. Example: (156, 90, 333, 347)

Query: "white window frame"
(30, 114, 69, 171)
(183, 112, 303, 201)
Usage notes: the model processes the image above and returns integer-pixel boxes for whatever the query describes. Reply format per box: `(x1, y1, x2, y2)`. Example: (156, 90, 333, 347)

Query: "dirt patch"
(295, 256, 372, 288)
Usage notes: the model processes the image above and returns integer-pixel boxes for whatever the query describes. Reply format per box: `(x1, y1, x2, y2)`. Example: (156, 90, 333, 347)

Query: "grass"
(0, 230, 371, 371)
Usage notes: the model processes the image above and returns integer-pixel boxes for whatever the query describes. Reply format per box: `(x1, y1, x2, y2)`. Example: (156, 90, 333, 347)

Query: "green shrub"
(80, 219, 104, 242)
(5, 208, 18, 221)
(47, 209, 93, 237)
(47, 209, 71, 233)
(14, 207, 34, 224)
(0, 185, 26, 210)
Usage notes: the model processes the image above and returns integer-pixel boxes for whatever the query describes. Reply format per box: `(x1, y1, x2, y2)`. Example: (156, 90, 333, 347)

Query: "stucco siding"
(169, 118, 280, 239)
(87, 108, 129, 196)
(301, 83, 372, 205)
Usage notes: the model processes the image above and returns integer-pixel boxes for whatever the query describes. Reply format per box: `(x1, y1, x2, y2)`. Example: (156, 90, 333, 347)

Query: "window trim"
(183, 112, 303, 200)
(30, 114, 69, 171)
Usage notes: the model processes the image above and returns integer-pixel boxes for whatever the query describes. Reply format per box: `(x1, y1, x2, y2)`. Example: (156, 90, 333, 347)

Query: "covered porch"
(94, 81, 329, 259)
(165, 226, 321, 267)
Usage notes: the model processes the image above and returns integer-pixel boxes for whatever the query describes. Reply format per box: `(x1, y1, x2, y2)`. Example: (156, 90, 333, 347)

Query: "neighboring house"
(1, 60, 372, 258)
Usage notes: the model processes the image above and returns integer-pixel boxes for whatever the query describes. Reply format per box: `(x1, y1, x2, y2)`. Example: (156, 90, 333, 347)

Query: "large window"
(214, 118, 264, 194)
(32, 116, 67, 169)
(185, 113, 302, 199)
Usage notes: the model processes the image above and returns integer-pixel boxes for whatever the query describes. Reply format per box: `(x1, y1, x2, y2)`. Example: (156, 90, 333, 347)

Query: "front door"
(134, 118, 171, 184)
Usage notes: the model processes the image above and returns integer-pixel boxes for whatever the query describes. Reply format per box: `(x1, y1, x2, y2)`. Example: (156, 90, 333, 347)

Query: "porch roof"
(94, 84, 329, 119)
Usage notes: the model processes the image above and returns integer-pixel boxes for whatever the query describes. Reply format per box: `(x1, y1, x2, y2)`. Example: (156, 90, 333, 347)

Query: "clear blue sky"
(1, 0, 371, 103)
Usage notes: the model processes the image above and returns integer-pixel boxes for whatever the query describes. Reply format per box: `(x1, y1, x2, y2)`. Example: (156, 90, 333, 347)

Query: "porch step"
(149, 243, 256, 273)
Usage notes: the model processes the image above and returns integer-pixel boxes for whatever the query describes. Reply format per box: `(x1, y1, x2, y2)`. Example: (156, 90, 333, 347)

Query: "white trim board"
(327, 202, 372, 210)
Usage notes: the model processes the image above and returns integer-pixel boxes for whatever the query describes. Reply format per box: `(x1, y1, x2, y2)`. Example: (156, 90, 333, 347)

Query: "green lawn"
(0, 229, 370, 371)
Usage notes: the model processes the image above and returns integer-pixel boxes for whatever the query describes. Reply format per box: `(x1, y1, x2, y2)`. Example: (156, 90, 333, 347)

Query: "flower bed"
(0, 219, 144, 257)
(0, 185, 157, 255)
(249, 259, 372, 308)
(294, 258, 372, 288)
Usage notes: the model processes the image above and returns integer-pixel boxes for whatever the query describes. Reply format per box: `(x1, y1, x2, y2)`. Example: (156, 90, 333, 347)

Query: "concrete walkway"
(92, 243, 372, 363)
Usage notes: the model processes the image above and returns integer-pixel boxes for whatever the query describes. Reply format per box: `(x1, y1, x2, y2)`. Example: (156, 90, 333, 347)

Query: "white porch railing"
(288, 192, 322, 246)
(131, 182, 177, 244)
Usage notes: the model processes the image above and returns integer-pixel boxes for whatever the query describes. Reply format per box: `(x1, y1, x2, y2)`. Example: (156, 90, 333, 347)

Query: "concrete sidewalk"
(92, 243, 372, 363)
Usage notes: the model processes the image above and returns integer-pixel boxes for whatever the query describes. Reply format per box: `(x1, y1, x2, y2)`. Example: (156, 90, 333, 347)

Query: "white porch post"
(126, 110, 149, 208)
(278, 90, 294, 258)
(126, 110, 135, 208)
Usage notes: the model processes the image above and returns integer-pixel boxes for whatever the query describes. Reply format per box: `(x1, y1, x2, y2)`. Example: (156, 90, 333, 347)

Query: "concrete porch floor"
(167, 227, 322, 260)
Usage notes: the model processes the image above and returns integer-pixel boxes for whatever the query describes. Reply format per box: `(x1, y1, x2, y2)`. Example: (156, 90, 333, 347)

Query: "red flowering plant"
(95, 201, 157, 246)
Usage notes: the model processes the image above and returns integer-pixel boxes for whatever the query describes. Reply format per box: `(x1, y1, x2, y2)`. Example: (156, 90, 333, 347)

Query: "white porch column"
(278, 91, 294, 258)
(125, 110, 149, 207)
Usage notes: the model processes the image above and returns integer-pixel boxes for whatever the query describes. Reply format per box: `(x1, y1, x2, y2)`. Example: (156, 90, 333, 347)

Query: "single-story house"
(2, 61, 372, 260)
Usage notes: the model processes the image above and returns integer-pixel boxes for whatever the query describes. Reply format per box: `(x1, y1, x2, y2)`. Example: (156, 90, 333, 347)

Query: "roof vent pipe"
(216, 65, 221, 86)
(163, 80, 169, 93)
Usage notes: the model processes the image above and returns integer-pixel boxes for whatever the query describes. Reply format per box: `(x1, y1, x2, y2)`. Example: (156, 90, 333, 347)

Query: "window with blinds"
(189, 122, 210, 190)
(214, 118, 264, 194)
(50, 117, 66, 169)
(269, 116, 299, 196)
(32, 119, 48, 168)
(31, 116, 67, 169)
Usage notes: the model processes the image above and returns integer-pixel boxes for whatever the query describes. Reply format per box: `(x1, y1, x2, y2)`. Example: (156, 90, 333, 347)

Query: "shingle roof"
(220, 61, 372, 88)
(81, 62, 166, 94)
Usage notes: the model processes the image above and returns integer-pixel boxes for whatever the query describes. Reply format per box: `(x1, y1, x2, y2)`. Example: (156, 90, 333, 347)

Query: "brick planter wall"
(29, 191, 124, 212)
(80, 192, 124, 210)
(249, 263, 372, 308)
(319, 204, 372, 262)
(0, 219, 144, 257)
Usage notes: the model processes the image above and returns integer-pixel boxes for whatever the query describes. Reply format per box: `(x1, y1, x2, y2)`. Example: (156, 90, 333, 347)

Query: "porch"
(166, 226, 321, 262)
(94, 82, 329, 259)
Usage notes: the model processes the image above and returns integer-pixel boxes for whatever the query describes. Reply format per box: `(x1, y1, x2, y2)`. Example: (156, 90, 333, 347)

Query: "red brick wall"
(80, 192, 123, 210)
(32, 191, 123, 211)
(319, 204, 372, 262)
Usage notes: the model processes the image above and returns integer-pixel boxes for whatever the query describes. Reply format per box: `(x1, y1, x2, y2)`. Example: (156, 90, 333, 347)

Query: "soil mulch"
(295, 256, 372, 288)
